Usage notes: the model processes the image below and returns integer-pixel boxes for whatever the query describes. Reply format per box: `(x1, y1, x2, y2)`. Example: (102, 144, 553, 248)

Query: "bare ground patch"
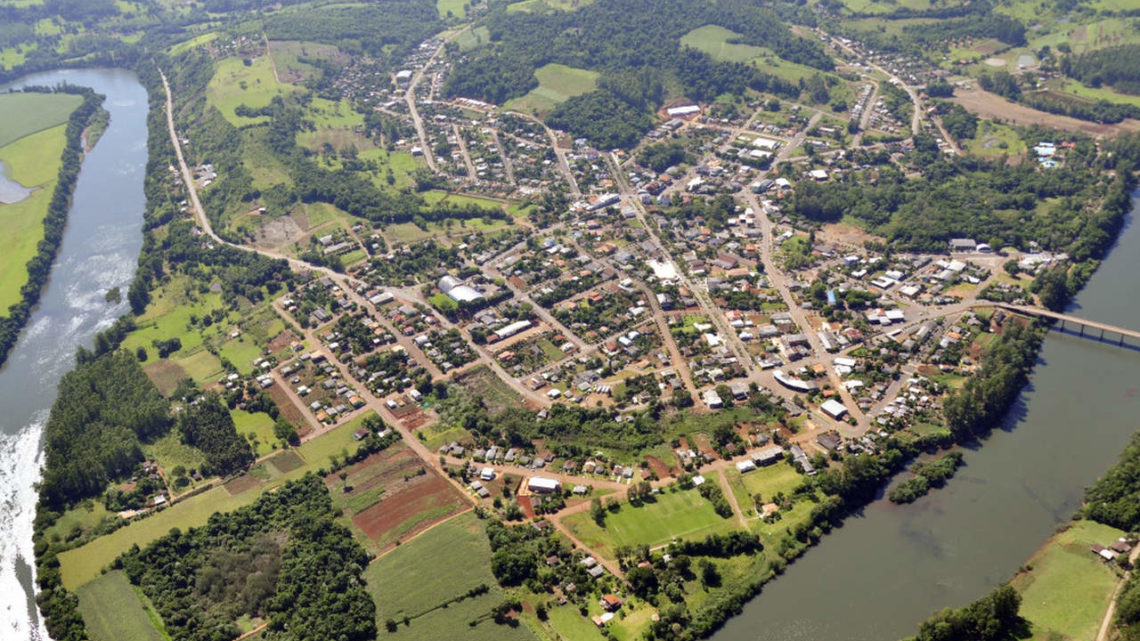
(142, 360, 190, 397)
(952, 87, 1140, 136)
(818, 222, 885, 248)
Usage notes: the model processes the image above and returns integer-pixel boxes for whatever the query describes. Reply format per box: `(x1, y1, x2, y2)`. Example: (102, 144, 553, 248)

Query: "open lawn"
(233, 409, 278, 457)
(454, 25, 490, 51)
(364, 511, 536, 641)
(1012, 519, 1125, 641)
(507, 0, 595, 11)
(0, 124, 69, 309)
(437, 0, 466, 17)
(59, 413, 379, 589)
(562, 486, 736, 557)
(76, 571, 165, 641)
(681, 25, 767, 63)
(0, 92, 81, 147)
(206, 56, 298, 127)
(505, 63, 599, 116)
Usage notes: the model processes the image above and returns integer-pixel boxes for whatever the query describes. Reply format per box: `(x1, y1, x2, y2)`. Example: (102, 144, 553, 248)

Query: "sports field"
(562, 486, 736, 557)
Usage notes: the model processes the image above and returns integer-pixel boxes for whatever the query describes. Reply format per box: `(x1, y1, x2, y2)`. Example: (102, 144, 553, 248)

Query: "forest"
(264, 0, 440, 65)
(443, 0, 822, 145)
(1061, 45, 1140, 96)
(903, 585, 1026, 641)
(178, 393, 254, 478)
(118, 475, 376, 641)
(39, 350, 171, 508)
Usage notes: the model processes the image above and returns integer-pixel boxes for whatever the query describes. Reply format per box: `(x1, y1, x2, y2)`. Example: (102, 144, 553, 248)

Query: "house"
(752, 446, 784, 466)
(948, 238, 977, 252)
(736, 459, 757, 473)
(703, 388, 724, 409)
(817, 431, 842, 451)
(600, 594, 624, 611)
(480, 467, 495, 481)
(353, 428, 370, 441)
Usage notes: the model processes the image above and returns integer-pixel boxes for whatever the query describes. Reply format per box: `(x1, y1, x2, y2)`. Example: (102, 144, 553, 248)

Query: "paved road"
(502, 109, 580, 197)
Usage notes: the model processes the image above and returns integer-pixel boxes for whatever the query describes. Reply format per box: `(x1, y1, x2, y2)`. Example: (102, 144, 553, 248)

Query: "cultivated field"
(75, 571, 165, 641)
(0, 91, 81, 147)
(0, 124, 68, 309)
(331, 443, 470, 551)
(364, 511, 537, 641)
(1011, 519, 1125, 641)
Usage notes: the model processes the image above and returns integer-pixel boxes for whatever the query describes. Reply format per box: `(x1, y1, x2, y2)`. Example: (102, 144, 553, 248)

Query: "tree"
(274, 418, 300, 446)
(591, 497, 606, 526)
(699, 559, 721, 588)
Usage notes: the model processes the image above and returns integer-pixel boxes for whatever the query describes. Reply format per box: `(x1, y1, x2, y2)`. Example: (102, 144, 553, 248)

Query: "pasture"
(76, 571, 166, 641)
(505, 63, 599, 116)
(562, 486, 736, 558)
(0, 92, 80, 147)
(1011, 520, 1125, 641)
(206, 56, 298, 127)
(0, 124, 68, 309)
(681, 25, 767, 63)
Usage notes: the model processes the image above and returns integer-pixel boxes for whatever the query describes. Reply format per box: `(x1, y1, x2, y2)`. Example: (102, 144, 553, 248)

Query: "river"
(0, 68, 147, 641)
(712, 197, 1140, 641)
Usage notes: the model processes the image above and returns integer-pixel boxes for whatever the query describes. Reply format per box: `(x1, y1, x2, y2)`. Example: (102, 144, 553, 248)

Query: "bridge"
(994, 304, 1140, 346)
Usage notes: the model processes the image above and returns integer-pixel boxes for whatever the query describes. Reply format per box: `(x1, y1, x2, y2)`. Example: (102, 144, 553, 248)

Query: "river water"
(0, 68, 147, 641)
(713, 197, 1140, 641)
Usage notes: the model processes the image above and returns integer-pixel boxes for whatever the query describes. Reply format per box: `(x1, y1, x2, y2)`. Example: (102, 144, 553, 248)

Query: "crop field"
(0, 92, 80, 147)
(337, 444, 470, 550)
(505, 63, 599, 115)
(76, 571, 165, 641)
(364, 511, 536, 641)
(562, 486, 736, 557)
(0, 124, 69, 309)
(1011, 520, 1125, 641)
(206, 56, 299, 126)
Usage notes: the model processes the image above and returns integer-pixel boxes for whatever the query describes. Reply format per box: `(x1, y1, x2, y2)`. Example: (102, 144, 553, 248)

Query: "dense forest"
(178, 393, 254, 477)
(264, 0, 440, 64)
(118, 475, 376, 641)
(902, 585, 1026, 641)
(39, 350, 171, 508)
(444, 0, 826, 146)
(0, 87, 103, 367)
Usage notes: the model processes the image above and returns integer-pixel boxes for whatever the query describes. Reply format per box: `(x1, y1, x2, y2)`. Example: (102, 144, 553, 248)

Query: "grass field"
(0, 92, 81, 147)
(0, 124, 69, 309)
(437, 0, 466, 17)
(967, 120, 1027, 158)
(75, 571, 166, 641)
(206, 56, 298, 127)
(454, 25, 490, 51)
(233, 409, 278, 457)
(1012, 519, 1125, 641)
(59, 413, 379, 589)
(364, 511, 537, 641)
(681, 25, 767, 64)
(505, 63, 599, 115)
(724, 463, 804, 518)
(562, 486, 736, 557)
(507, 0, 595, 12)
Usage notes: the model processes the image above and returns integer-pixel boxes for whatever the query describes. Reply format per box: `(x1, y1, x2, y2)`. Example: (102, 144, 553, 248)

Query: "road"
(453, 123, 477, 180)
(405, 29, 469, 172)
(502, 109, 580, 197)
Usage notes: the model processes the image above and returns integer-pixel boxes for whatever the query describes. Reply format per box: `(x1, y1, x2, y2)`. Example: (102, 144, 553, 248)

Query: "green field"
(206, 56, 299, 126)
(967, 120, 1027, 158)
(1012, 520, 1125, 641)
(454, 25, 490, 51)
(0, 124, 70, 309)
(681, 25, 767, 63)
(724, 463, 805, 517)
(76, 571, 166, 641)
(562, 486, 736, 557)
(507, 0, 595, 12)
(505, 63, 599, 115)
(233, 409, 277, 457)
(0, 92, 81, 147)
(437, 0, 466, 17)
(364, 511, 537, 641)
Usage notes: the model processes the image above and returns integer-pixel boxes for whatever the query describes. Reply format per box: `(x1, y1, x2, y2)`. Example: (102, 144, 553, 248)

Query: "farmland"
(0, 91, 81, 147)
(75, 571, 166, 641)
(332, 443, 470, 551)
(364, 511, 536, 641)
(1011, 520, 1125, 641)
(562, 486, 737, 558)
(0, 123, 69, 309)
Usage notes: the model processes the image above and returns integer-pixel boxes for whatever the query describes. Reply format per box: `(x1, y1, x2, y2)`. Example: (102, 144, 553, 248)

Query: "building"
(752, 446, 784, 466)
(703, 388, 723, 409)
(492, 320, 532, 342)
(735, 459, 757, 473)
(527, 477, 560, 493)
(821, 399, 848, 420)
(438, 275, 483, 303)
(948, 238, 977, 252)
(395, 69, 413, 86)
(666, 104, 700, 118)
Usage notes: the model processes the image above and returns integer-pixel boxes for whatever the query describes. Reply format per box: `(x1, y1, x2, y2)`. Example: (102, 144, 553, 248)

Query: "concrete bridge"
(994, 303, 1140, 346)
